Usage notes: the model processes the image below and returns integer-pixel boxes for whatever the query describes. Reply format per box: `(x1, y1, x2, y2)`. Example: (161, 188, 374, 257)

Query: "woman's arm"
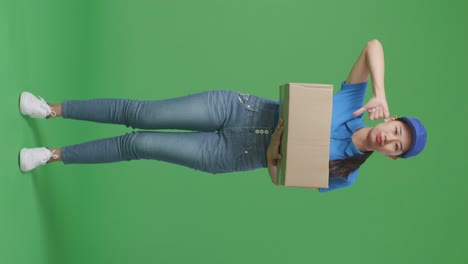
(266, 118, 284, 185)
(348, 39, 390, 120)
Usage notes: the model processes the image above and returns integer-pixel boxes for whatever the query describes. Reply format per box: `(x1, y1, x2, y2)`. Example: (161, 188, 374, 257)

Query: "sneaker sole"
(19, 148, 30, 172)
(19, 92, 29, 116)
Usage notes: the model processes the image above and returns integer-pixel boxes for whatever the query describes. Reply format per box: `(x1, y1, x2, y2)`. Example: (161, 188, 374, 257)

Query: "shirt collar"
(344, 118, 367, 156)
(345, 118, 367, 133)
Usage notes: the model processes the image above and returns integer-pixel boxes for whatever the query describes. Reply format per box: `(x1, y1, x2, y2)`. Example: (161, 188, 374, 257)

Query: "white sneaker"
(20, 92, 56, 118)
(20, 147, 59, 172)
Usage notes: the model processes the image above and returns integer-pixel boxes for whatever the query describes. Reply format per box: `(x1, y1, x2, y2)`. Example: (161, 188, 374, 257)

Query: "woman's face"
(368, 118, 413, 158)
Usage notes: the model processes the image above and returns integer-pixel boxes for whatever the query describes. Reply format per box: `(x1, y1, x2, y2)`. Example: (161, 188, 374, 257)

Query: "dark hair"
(329, 151, 373, 179)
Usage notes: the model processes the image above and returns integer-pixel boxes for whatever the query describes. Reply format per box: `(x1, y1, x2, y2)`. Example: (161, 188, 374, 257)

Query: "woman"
(19, 39, 427, 192)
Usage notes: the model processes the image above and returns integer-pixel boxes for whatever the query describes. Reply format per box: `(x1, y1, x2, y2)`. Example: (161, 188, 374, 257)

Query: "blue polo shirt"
(273, 81, 369, 192)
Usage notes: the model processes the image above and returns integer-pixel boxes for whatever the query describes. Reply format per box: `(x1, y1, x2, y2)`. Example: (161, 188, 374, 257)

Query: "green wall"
(2, 0, 467, 263)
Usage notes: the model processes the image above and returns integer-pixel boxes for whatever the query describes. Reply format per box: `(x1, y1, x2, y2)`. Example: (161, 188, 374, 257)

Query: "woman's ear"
(384, 115, 398, 123)
(386, 155, 398, 160)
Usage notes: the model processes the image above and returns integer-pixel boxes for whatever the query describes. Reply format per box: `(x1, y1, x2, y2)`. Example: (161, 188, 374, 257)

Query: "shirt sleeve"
(339, 80, 368, 93)
(318, 169, 359, 193)
(331, 80, 369, 127)
(334, 81, 368, 111)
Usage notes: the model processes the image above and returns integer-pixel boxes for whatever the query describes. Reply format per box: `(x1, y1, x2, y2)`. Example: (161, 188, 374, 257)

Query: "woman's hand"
(266, 117, 284, 184)
(353, 95, 390, 120)
(346, 40, 389, 121)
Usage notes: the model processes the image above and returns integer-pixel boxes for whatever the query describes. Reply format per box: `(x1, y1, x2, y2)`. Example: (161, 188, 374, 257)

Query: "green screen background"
(2, 0, 467, 263)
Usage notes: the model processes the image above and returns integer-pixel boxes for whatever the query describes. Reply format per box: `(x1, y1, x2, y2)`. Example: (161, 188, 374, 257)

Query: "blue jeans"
(61, 90, 279, 174)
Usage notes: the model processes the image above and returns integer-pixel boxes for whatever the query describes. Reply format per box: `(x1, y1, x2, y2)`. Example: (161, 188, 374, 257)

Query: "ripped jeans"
(61, 90, 279, 174)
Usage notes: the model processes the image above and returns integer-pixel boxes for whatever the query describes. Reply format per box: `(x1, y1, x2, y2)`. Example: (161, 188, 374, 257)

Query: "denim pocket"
(237, 93, 259, 112)
(234, 146, 256, 172)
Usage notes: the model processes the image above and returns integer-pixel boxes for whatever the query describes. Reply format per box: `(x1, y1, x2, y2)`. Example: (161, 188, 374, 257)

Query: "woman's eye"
(395, 143, 398, 151)
(395, 127, 398, 134)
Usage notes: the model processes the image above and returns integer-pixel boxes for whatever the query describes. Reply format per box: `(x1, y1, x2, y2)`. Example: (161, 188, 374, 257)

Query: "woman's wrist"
(266, 156, 278, 184)
(372, 83, 386, 98)
(268, 166, 278, 184)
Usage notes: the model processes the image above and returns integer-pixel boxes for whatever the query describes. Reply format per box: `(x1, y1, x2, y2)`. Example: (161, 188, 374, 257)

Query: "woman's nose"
(385, 134, 397, 143)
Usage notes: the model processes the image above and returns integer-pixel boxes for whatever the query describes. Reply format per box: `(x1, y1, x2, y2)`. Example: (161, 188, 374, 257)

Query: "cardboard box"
(277, 83, 333, 188)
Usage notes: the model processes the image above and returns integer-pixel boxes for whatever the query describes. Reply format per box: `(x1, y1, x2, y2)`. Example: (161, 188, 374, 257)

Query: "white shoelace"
(38, 96, 57, 117)
(50, 149, 59, 160)
(42, 149, 59, 164)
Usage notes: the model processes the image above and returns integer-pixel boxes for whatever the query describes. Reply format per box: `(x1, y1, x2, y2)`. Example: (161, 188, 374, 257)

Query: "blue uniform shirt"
(273, 81, 369, 192)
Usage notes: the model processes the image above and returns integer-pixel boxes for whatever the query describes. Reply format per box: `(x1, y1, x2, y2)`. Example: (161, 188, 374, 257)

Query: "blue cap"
(399, 117, 427, 158)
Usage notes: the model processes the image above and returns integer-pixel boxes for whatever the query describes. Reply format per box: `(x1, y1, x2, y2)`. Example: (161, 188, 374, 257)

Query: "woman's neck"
(352, 127, 373, 152)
